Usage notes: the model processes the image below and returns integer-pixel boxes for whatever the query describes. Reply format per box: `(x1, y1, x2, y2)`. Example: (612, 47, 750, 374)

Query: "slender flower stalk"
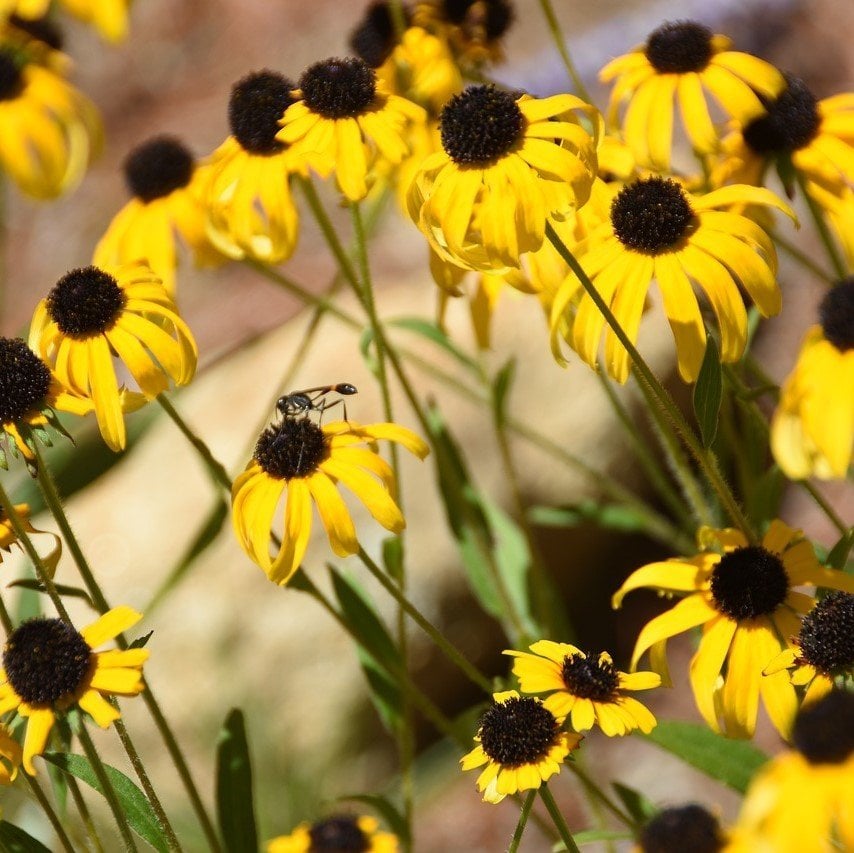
(545, 222, 757, 543)
(508, 790, 537, 853)
(797, 172, 848, 279)
(536, 0, 592, 102)
(538, 785, 581, 853)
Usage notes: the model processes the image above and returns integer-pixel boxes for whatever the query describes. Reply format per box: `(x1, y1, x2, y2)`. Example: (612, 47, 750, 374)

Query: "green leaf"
(0, 821, 53, 853)
(642, 721, 768, 792)
(528, 501, 652, 534)
(216, 709, 257, 853)
(381, 536, 404, 583)
(356, 652, 402, 732)
(745, 466, 785, 529)
(129, 630, 154, 650)
(386, 317, 479, 373)
(145, 498, 229, 614)
(358, 327, 379, 375)
(5, 581, 93, 608)
(42, 752, 169, 852)
(339, 794, 410, 848)
(611, 781, 657, 824)
(330, 569, 401, 674)
(570, 829, 634, 845)
(491, 358, 516, 428)
(826, 527, 854, 572)
(693, 336, 722, 447)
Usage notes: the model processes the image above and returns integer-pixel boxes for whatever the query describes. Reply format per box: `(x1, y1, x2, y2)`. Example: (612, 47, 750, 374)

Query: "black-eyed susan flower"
(3, 13, 67, 72)
(349, 2, 411, 70)
(413, 0, 514, 68)
(0, 723, 21, 785)
(0, 47, 100, 198)
(232, 418, 428, 585)
(408, 84, 599, 273)
(505, 640, 660, 736)
(0, 336, 93, 464)
(94, 136, 219, 294)
(267, 814, 398, 853)
(613, 521, 854, 739)
(728, 690, 854, 852)
(29, 263, 197, 452)
(277, 56, 425, 202)
(639, 804, 725, 853)
(600, 21, 784, 171)
(549, 176, 793, 384)
(461, 690, 581, 803)
(714, 75, 854, 199)
(0, 607, 147, 774)
(205, 71, 302, 265)
(764, 592, 854, 709)
(771, 279, 854, 480)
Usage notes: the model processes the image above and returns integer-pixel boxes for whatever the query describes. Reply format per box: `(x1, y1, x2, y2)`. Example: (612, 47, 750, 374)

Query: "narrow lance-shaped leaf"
(693, 336, 722, 448)
(216, 709, 258, 853)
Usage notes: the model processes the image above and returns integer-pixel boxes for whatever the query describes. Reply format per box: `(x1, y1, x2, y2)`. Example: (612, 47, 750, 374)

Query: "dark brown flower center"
(229, 70, 296, 155)
(639, 804, 724, 853)
(792, 689, 854, 765)
(709, 545, 789, 620)
(46, 266, 126, 337)
(742, 75, 820, 156)
(611, 177, 695, 252)
(797, 592, 854, 676)
(644, 21, 714, 74)
(440, 84, 523, 164)
(124, 136, 194, 202)
(443, 0, 515, 41)
(561, 651, 619, 701)
(300, 57, 377, 119)
(0, 50, 24, 101)
(254, 418, 329, 479)
(3, 618, 92, 705)
(819, 278, 854, 352)
(308, 816, 369, 851)
(0, 338, 51, 423)
(349, 2, 410, 68)
(478, 696, 559, 767)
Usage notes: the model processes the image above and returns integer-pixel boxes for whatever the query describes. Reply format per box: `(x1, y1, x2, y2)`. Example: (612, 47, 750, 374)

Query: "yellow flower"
(600, 20, 784, 170)
(232, 417, 428, 585)
(549, 177, 793, 384)
(505, 640, 660, 736)
(0, 47, 100, 198)
(205, 71, 302, 264)
(461, 690, 581, 803)
(2, 12, 68, 73)
(771, 280, 854, 480)
(0, 607, 148, 774)
(56, 0, 129, 42)
(0, 336, 95, 463)
(412, 0, 514, 68)
(408, 85, 599, 273)
(612, 521, 854, 739)
(714, 75, 854, 199)
(277, 56, 425, 202)
(0, 723, 21, 785)
(763, 592, 854, 709)
(727, 690, 854, 852)
(29, 263, 197, 452)
(94, 136, 219, 295)
(267, 814, 398, 853)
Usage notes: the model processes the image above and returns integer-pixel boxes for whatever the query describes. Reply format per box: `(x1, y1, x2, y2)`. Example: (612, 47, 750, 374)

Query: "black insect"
(275, 383, 358, 423)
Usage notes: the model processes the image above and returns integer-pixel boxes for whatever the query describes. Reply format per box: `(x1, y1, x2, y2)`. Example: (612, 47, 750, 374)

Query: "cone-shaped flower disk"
(267, 814, 398, 853)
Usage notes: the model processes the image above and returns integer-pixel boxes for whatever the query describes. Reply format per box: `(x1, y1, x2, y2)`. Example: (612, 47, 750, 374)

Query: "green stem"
(387, 0, 407, 38)
(23, 772, 77, 853)
(567, 762, 636, 828)
(31, 443, 224, 853)
(357, 548, 492, 693)
(538, 785, 580, 853)
(113, 717, 182, 852)
(508, 790, 536, 853)
(157, 393, 231, 492)
(546, 222, 757, 542)
(0, 478, 70, 621)
(66, 773, 106, 853)
(797, 172, 847, 280)
(76, 723, 138, 852)
(772, 229, 835, 284)
(535, 0, 592, 103)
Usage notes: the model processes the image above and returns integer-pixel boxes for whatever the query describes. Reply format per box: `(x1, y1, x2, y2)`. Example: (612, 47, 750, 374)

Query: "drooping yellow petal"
(80, 607, 142, 649)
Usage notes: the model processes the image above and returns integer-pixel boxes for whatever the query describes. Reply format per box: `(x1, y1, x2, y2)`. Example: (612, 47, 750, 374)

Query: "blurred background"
(1, 0, 852, 849)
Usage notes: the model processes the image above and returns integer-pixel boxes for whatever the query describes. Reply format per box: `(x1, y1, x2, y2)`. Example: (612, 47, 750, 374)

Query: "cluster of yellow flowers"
(0, 0, 849, 850)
